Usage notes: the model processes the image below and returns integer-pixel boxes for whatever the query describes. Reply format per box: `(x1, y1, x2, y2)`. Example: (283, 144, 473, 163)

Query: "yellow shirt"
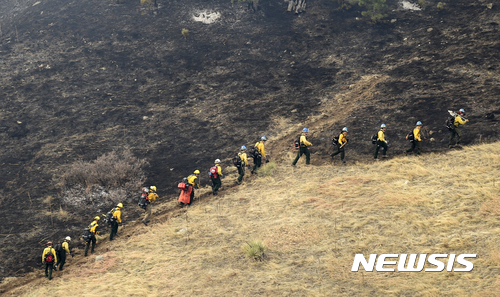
(300, 135, 312, 147)
(112, 207, 122, 223)
(187, 174, 199, 188)
(377, 130, 385, 142)
(413, 127, 421, 142)
(255, 141, 266, 157)
(238, 152, 249, 166)
(338, 133, 347, 146)
(454, 116, 467, 127)
(148, 192, 158, 203)
(62, 241, 70, 253)
(89, 220, 99, 234)
(42, 247, 57, 263)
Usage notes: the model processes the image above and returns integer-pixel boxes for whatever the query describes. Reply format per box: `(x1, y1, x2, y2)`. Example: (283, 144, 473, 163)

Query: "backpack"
(210, 166, 219, 178)
(371, 134, 378, 144)
(54, 242, 62, 253)
(82, 228, 92, 242)
(44, 249, 55, 263)
(294, 135, 301, 149)
(406, 130, 414, 142)
(232, 155, 242, 167)
(138, 193, 149, 209)
(178, 178, 190, 191)
(445, 116, 455, 130)
(332, 135, 340, 146)
(249, 145, 261, 159)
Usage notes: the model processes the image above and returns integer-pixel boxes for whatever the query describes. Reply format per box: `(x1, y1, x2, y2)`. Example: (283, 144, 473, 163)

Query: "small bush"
(242, 240, 266, 261)
(181, 28, 189, 38)
(58, 150, 147, 191)
(350, 0, 388, 21)
(417, 0, 427, 8)
(256, 161, 276, 177)
(437, 2, 446, 9)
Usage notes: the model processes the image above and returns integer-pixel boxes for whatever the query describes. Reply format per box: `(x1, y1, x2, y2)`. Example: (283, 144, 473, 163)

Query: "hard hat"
(94, 216, 100, 221)
(65, 236, 71, 241)
(416, 121, 422, 126)
(459, 108, 465, 113)
(302, 128, 309, 133)
(381, 124, 386, 128)
(150, 186, 157, 192)
(261, 136, 267, 141)
(342, 127, 348, 132)
(215, 159, 221, 164)
(47, 241, 52, 246)
(241, 146, 247, 151)
(142, 187, 149, 193)
(117, 203, 123, 208)
(194, 170, 200, 174)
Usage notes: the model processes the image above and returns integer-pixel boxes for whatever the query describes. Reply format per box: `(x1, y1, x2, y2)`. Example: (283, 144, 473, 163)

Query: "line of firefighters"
(40, 109, 469, 280)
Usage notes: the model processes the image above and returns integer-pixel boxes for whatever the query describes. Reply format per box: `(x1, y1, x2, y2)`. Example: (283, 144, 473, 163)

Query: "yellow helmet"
(194, 170, 200, 174)
(117, 203, 123, 208)
(94, 216, 100, 221)
(150, 186, 157, 192)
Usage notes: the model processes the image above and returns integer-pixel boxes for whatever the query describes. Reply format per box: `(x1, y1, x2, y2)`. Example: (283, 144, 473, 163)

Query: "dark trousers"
(84, 234, 96, 256)
(374, 141, 388, 159)
(189, 189, 194, 205)
(331, 146, 345, 161)
(211, 176, 221, 194)
(449, 128, 462, 146)
(45, 263, 54, 280)
(237, 166, 245, 182)
(293, 146, 310, 165)
(252, 157, 262, 173)
(406, 141, 421, 155)
(58, 252, 67, 270)
(110, 220, 118, 240)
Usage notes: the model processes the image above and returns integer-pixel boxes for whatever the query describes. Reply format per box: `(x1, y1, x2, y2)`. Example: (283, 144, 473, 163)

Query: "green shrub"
(256, 161, 276, 177)
(417, 0, 427, 8)
(181, 28, 189, 38)
(355, 0, 388, 21)
(242, 240, 266, 261)
(437, 2, 446, 9)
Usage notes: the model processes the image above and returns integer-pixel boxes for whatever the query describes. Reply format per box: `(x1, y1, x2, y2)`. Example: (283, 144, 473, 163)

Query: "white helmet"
(65, 236, 71, 241)
(215, 159, 221, 164)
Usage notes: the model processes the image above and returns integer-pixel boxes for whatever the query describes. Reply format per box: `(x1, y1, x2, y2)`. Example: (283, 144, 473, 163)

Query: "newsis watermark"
(351, 254, 477, 272)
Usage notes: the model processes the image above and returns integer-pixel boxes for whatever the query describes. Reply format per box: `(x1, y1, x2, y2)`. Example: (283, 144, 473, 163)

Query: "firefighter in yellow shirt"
(42, 241, 57, 280)
(251, 136, 267, 174)
(187, 170, 200, 205)
(374, 124, 388, 159)
(85, 216, 100, 256)
(110, 203, 123, 241)
(330, 127, 349, 164)
(237, 146, 249, 184)
(142, 186, 158, 226)
(210, 160, 223, 195)
(449, 108, 469, 147)
(406, 121, 423, 155)
(292, 128, 313, 166)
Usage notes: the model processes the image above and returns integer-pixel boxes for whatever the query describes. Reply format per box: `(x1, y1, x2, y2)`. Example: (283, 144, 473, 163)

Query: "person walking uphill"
(142, 186, 158, 226)
(210, 159, 223, 195)
(374, 124, 388, 159)
(449, 108, 469, 148)
(85, 216, 100, 257)
(406, 121, 423, 155)
(187, 170, 200, 204)
(330, 127, 349, 164)
(252, 136, 267, 174)
(109, 203, 123, 241)
(42, 241, 57, 280)
(292, 128, 313, 166)
(237, 146, 249, 184)
(55, 237, 71, 271)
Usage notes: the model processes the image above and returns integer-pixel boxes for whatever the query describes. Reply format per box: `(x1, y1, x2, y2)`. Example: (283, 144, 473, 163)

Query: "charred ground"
(0, 0, 499, 282)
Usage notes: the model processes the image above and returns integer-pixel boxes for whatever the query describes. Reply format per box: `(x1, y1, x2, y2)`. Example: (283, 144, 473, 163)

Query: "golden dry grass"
(4, 142, 500, 296)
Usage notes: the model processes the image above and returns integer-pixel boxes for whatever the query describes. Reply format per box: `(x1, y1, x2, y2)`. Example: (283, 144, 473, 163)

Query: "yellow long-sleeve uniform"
(454, 116, 467, 127)
(300, 135, 312, 147)
(255, 141, 266, 158)
(42, 247, 57, 263)
(338, 133, 347, 146)
(148, 192, 158, 203)
(112, 207, 122, 223)
(239, 152, 249, 166)
(377, 130, 385, 142)
(413, 127, 421, 141)
(89, 220, 99, 234)
(187, 174, 199, 189)
(62, 241, 70, 253)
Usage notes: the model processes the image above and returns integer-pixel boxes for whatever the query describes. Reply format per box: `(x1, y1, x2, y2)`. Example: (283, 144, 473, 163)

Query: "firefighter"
(449, 108, 469, 147)
(187, 170, 200, 205)
(142, 186, 158, 226)
(237, 146, 249, 184)
(374, 124, 388, 159)
(292, 128, 313, 166)
(110, 203, 123, 241)
(42, 241, 57, 280)
(330, 127, 349, 164)
(210, 159, 223, 195)
(406, 121, 422, 155)
(252, 136, 267, 174)
(84, 216, 100, 256)
(57, 237, 72, 271)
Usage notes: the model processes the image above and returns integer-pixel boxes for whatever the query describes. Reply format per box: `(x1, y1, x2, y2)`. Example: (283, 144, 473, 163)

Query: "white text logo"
(351, 254, 476, 272)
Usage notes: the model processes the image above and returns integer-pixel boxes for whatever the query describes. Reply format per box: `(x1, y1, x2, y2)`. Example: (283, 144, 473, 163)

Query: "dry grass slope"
(4, 142, 500, 296)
